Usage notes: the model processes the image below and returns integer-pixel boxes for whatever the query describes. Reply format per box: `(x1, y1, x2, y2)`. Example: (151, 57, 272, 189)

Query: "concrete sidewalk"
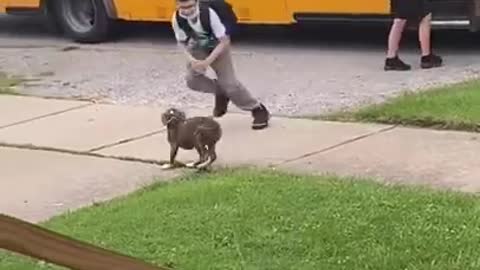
(1, 95, 480, 222)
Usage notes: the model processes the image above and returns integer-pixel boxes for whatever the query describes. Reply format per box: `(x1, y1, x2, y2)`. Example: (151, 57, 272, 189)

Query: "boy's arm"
(178, 42, 197, 62)
(171, 13, 197, 62)
(203, 8, 231, 65)
(204, 35, 230, 65)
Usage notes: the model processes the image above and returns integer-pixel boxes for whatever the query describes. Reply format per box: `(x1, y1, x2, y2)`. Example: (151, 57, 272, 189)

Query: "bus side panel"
(285, 0, 390, 16)
(112, 0, 175, 22)
(228, 0, 291, 24)
(5, 0, 40, 8)
(111, 0, 291, 25)
(0, 0, 40, 12)
(0, 0, 6, 13)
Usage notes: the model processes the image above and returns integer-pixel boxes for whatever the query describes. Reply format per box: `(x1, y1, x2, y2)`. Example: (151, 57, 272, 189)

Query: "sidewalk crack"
(87, 129, 166, 153)
(0, 142, 167, 166)
(0, 103, 93, 130)
(273, 124, 398, 167)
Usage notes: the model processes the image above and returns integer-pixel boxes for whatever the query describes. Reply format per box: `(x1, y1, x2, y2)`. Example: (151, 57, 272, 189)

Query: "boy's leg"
(384, 0, 411, 71)
(183, 47, 238, 118)
(418, 12, 443, 68)
(211, 47, 270, 130)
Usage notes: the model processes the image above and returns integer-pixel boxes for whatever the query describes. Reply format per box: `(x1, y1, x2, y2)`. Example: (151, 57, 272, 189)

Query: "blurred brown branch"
(0, 214, 172, 270)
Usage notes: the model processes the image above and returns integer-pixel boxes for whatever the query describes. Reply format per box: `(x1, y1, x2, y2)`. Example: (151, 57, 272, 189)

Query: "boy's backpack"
(176, 0, 238, 42)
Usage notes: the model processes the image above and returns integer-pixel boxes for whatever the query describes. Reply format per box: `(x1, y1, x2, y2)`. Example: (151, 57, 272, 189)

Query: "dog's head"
(161, 107, 187, 127)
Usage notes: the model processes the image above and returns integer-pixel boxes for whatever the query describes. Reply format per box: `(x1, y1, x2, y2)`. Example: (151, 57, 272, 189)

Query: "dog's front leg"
(162, 144, 178, 170)
(186, 134, 208, 168)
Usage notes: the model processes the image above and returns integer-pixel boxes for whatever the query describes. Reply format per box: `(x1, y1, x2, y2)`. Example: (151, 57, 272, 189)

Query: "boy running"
(171, 0, 270, 130)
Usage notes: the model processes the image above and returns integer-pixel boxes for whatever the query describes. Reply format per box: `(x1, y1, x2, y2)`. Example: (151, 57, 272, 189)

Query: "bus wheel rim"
(63, 0, 96, 33)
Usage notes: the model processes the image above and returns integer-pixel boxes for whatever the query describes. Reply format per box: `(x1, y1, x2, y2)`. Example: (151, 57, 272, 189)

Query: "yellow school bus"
(1, 0, 479, 43)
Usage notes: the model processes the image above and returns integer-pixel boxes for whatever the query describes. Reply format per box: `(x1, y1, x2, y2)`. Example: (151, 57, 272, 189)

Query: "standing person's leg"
(384, 0, 411, 71)
(210, 46, 270, 130)
(419, 14, 432, 56)
(386, 19, 407, 59)
(417, 9, 443, 68)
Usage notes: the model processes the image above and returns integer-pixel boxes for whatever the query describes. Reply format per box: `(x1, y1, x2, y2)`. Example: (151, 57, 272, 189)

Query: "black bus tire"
(53, 0, 112, 43)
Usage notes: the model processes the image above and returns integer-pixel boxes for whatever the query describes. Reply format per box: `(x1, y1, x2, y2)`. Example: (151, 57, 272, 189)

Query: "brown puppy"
(161, 107, 222, 170)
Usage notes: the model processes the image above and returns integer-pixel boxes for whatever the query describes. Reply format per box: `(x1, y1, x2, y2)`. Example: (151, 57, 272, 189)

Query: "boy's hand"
(190, 59, 209, 74)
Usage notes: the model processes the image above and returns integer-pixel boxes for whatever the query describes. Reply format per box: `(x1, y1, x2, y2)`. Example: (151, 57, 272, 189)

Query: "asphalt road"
(1, 14, 480, 116)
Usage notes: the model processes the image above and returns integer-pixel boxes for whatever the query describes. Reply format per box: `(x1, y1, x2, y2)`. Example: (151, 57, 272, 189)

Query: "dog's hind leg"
(210, 144, 217, 162)
(186, 146, 204, 168)
(208, 143, 217, 163)
(196, 144, 216, 169)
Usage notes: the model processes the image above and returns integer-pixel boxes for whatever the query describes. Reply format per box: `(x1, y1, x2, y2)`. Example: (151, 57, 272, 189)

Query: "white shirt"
(171, 8, 227, 43)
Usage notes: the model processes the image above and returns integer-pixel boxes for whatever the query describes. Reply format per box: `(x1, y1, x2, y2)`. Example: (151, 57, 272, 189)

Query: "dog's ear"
(161, 112, 169, 126)
(162, 108, 187, 127)
(177, 110, 186, 121)
(162, 108, 175, 125)
(170, 108, 186, 120)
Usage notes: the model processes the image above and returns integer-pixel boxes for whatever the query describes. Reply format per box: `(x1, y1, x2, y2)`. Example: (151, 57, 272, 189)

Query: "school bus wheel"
(52, 0, 112, 43)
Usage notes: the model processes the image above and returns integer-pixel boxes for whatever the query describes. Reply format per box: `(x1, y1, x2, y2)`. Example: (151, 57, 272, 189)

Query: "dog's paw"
(196, 157, 212, 170)
(185, 162, 197, 168)
(161, 163, 174, 170)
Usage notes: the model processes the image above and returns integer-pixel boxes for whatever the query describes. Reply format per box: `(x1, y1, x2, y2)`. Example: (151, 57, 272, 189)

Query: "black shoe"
(213, 92, 229, 118)
(384, 56, 411, 71)
(421, 54, 443, 69)
(251, 103, 270, 130)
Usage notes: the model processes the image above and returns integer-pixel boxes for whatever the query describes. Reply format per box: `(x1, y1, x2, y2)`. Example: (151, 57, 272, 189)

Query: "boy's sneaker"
(213, 92, 229, 117)
(384, 56, 411, 71)
(421, 54, 443, 69)
(251, 103, 270, 130)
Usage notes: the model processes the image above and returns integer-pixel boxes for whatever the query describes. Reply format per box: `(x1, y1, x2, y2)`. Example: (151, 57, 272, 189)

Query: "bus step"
(431, 19, 470, 29)
(431, 20, 469, 26)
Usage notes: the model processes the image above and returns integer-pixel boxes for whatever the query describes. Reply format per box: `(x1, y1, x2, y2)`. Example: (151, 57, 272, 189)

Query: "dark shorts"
(391, 0, 431, 21)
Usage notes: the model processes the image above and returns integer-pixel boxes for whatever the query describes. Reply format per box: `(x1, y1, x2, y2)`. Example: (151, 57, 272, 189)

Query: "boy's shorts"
(390, 0, 431, 21)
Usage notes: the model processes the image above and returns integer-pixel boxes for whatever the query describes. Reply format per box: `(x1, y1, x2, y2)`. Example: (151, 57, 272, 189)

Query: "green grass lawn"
(2, 168, 480, 270)
(322, 79, 480, 132)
